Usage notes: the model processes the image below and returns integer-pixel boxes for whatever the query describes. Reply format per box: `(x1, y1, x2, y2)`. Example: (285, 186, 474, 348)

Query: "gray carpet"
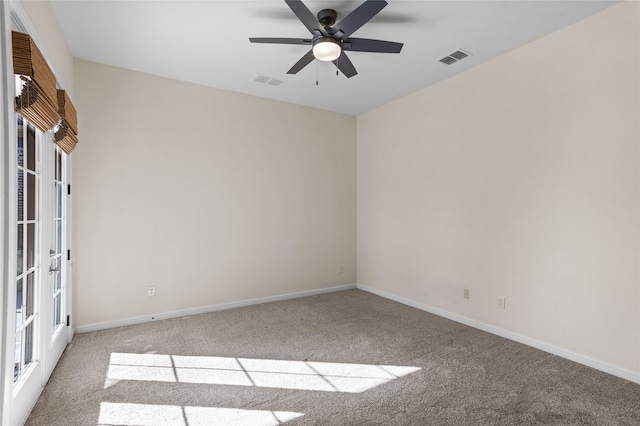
(26, 289, 640, 425)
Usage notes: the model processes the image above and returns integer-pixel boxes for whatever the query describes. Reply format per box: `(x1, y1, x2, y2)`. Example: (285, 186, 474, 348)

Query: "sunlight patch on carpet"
(105, 353, 421, 393)
(98, 402, 303, 426)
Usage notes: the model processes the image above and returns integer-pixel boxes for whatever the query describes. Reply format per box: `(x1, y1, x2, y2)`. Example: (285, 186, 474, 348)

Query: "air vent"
(266, 78, 284, 87)
(439, 56, 457, 65)
(254, 74, 285, 87)
(439, 49, 472, 65)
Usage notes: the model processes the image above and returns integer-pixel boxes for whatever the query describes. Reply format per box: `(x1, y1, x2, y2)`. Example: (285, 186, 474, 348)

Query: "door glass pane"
(14, 335, 21, 382)
(56, 150, 62, 182)
(27, 173, 35, 221)
(55, 220, 62, 254)
(16, 279, 23, 330)
(17, 115, 24, 167)
(24, 323, 33, 368)
(26, 125, 35, 171)
(26, 274, 34, 317)
(53, 295, 61, 331)
(55, 266, 61, 291)
(56, 183, 62, 218)
(18, 169, 24, 221)
(17, 224, 23, 276)
(26, 223, 35, 269)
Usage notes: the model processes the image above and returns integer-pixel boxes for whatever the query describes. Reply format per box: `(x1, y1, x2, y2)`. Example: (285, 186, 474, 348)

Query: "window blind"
(12, 31, 59, 133)
(54, 90, 78, 154)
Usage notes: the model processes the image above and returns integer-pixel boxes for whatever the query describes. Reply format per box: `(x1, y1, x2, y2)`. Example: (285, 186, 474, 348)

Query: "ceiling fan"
(249, 0, 403, 78)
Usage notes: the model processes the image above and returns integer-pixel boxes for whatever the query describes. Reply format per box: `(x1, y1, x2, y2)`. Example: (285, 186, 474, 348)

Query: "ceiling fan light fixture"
(312, 38, 341, 61)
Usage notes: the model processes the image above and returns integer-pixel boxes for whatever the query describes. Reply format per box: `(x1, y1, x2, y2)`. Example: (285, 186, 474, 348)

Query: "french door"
(8, 113, 71, 425)
(48, 144, 69, 372)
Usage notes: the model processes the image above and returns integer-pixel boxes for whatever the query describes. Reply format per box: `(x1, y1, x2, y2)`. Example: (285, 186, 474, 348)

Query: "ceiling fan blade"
(284, 0, 327, 36)
(333, 51, 358, 78)
(332, 0, 388, 39)
(249, 37, 312, 46)
(287, 49, 316, 74)
(344, 38, 403, 53)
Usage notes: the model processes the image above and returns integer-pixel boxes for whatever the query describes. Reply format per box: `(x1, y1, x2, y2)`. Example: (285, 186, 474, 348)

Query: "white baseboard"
(75, 284, 357, 334)
(17, 389, 43, 426)
(356, 284, 640, 385)
(74, 282, 639, 385)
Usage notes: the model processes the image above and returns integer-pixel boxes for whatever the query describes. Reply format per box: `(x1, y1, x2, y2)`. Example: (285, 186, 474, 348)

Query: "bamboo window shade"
(12, 31, 60, 133)
(54, 90, 78, 154)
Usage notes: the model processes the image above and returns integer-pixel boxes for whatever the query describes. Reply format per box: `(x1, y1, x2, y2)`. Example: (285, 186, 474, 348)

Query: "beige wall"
(19, 0, 74, 95)
(73, 60, 356, 327)
(357, 1, 639, 374)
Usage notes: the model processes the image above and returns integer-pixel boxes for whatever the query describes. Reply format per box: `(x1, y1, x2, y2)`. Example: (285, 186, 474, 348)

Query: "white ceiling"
(49, 0, 620, 116)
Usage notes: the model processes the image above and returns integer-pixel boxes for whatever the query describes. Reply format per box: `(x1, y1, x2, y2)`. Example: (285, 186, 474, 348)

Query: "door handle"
(49, 249, 59, 273)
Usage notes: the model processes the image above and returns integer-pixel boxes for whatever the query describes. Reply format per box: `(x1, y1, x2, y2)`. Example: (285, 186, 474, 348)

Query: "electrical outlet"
(147, 286, 156, 297)
(339, 265, 344, 274)
(463, 289, 470, 299)
(498, 297, 506, 309)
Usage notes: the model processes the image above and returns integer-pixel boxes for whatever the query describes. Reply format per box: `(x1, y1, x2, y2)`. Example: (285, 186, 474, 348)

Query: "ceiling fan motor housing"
(317, 9, 337, 27)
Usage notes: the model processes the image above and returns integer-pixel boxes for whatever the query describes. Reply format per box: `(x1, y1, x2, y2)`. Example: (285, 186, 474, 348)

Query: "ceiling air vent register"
(254, 74, 285, 87)
(439, 49, 472, 65)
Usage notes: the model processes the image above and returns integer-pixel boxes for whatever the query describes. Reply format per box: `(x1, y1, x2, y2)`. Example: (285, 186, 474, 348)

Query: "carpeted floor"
(26, 289, 640, 425)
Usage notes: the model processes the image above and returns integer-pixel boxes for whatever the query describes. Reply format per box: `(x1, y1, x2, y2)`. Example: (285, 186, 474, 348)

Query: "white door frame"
(0, 1, 13, 423)
(0, 2, 74, 424)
